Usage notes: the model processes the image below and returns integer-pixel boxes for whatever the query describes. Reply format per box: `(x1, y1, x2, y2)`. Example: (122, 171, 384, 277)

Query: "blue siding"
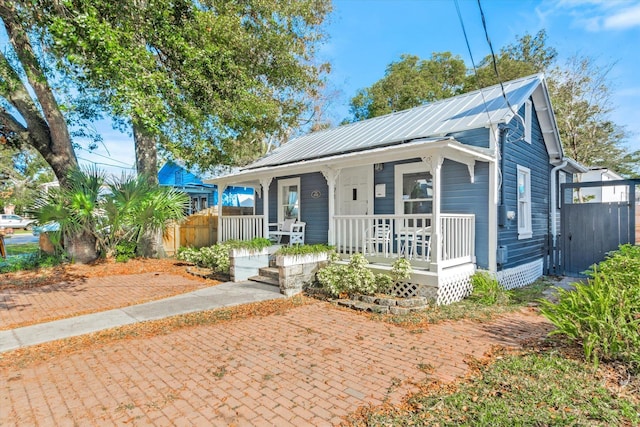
(262, 173, 329, 244)
(448, 128, 490, 148)
(441, 160, 490, 268)
(498, 98, 550, 269)
(373, 159, 417, 214)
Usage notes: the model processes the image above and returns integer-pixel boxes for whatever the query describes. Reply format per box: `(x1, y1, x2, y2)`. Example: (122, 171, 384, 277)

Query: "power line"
(476, 0, 525, 142)
(77, 156, 135, 170)
(453, 0, 492, 125)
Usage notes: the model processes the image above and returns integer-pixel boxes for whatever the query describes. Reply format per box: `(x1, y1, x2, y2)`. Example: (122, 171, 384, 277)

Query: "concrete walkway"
(0, 281, 283, 353)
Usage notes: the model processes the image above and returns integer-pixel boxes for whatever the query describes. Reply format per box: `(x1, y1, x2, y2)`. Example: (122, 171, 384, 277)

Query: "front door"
(338, 165, 373, 215)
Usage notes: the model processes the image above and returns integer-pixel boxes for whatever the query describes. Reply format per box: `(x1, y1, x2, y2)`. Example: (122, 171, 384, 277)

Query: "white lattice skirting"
(496, 258, 543, 290)
(437, 264, 476, 305)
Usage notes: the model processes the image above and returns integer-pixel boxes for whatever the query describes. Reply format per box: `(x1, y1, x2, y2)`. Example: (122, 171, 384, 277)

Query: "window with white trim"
(517, 165, 532, 239)
(277, 178, 300, 223)
(394, 162, 433, 215)
(524, 100, 532, 143)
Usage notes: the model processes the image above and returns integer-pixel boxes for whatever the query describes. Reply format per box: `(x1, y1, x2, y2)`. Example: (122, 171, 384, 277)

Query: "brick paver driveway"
(0, 298, 550, 426)
(0, 273, 213, 330)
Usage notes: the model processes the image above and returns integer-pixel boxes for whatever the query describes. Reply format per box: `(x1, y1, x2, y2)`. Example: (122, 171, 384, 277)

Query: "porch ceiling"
(207, 137, 495, 187)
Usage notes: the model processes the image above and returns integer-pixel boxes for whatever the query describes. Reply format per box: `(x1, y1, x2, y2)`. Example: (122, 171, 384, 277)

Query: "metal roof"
(247, 74, 545, 169)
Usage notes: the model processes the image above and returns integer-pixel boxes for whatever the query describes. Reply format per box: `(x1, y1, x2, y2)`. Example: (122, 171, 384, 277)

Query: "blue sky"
(51, 1, 640, 173)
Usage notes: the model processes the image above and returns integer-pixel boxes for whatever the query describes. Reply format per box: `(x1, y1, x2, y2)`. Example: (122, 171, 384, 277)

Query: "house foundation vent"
(496, 259, 543, 290)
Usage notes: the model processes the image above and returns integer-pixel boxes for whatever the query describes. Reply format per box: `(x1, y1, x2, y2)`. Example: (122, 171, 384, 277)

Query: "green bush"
(317, 253, 377, 297)
(540, 244, 640, 371)
(115, 240, 137, 263)
(317, 254, 412, 297)
(275, 243, 334, 256)
(176, 238, 272, 275)
(469, 271, 511, 305)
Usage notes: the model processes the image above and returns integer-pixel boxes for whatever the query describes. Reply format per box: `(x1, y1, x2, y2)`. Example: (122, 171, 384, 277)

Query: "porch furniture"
(363, 224, 391, 257)
(397, 226, 431, 260)
(269, 219, 306, 245)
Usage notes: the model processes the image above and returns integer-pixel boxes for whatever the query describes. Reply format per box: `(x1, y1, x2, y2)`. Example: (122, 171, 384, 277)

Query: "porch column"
(429, 155, 444, 273)
(321, 168, 340, 245)
(260, 177, 273, 239)
(216, 183, 227, 243)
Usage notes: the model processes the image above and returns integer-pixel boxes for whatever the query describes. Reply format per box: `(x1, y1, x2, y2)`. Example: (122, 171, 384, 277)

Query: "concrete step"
(248, 275, 280, 287)
(258, 266, 279, 280)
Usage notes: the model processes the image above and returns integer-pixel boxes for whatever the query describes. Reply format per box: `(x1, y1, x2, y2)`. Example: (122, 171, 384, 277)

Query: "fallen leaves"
(0, 295, 314, 370)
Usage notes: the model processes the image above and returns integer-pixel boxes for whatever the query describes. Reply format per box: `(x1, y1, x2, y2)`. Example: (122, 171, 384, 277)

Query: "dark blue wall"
(254, 173, 329, 244)
(441, 160, 489, 268)
(498, 98, 550, 269)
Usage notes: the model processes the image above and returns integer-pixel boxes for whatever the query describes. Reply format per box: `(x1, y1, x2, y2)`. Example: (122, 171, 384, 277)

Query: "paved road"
(3, 233, 38, 245)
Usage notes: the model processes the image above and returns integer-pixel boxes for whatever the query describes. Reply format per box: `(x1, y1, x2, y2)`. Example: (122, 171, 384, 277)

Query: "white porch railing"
(440, 214, 475, 267)
(333, 214, 475, 270)
(333, 214, 433, 264)
(221, 215, 264, 241)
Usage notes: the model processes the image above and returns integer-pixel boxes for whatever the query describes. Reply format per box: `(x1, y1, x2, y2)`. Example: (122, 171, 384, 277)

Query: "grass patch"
(0, 252, 62, 274)
(5, 242, 39, 256)
(372, 277, 549, 328)
(349, 349, 640, 426)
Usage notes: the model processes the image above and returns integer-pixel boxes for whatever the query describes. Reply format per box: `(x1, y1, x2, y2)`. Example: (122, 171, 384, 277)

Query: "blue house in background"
(158, 162, 254, 214)
(208, 74, 586, 304)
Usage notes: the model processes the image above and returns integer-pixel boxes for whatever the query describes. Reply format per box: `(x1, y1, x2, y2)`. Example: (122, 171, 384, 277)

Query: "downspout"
(550, 160, 567, 248)
(499, 125, 507, 206)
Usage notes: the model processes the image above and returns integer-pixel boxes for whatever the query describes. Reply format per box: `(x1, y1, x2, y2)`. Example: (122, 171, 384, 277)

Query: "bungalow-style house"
(158, 161, 254, 214)
(207, 74, 585, 304)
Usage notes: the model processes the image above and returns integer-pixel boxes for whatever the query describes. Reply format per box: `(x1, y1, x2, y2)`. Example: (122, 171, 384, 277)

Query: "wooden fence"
(163, 207, 254, 256)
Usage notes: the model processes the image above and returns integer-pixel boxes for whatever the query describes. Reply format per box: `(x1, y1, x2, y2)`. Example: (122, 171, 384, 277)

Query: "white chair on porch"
(363, 224, 391, 257)
(269, 219, 306, 245)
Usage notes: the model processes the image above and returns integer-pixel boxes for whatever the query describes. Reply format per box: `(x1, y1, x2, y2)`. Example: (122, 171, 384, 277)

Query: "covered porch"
(210, 137, 494, 276)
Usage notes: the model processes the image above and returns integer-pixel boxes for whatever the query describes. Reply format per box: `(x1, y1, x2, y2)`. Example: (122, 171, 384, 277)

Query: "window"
(524, 99, 532, 143)
(517, 165, 532, 239)
(395, 163, 433, 215)
(277, 178, 300, 223)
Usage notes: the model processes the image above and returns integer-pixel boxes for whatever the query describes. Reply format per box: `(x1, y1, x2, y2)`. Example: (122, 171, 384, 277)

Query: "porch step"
(258, 266, 279, 280)
(248, 275, 280, 287)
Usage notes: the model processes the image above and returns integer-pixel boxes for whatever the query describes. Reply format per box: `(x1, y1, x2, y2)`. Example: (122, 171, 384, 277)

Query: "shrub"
(276, 243, 334, 256)
(540, 244, 640, 371)
(115, 240, 137, 263)
(317, 254, 412, 297)
(176, 238, 272, 275)
(469, 271, 511, 305)
(317, 253, 377, 297)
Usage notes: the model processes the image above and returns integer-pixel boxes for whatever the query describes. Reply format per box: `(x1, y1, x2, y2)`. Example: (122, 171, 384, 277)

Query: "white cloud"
(541, 0, 640, 32)
(603, 3, 640, 29)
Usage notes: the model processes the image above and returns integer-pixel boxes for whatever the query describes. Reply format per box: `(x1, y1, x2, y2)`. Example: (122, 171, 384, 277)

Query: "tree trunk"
(0, 2, 78, 187)
(64, 230, 98, 264)
(133, 122, 159, 185)
(132, 120, 164, 257)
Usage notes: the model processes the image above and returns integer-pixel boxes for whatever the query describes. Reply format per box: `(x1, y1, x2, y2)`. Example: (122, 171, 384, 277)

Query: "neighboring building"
(158, 162, 254, 214)
(577, 167, 627, 203)
(207, 74, 586, 304)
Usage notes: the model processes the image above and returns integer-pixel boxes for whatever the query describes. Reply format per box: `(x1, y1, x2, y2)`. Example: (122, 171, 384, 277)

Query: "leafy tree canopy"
(348, 52, 466, 122)
(29, 0, 332, 170)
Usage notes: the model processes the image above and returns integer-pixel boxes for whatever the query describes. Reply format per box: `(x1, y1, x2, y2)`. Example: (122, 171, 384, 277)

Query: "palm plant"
(30, 167, 105, 263)
(104, 174, 189, 257)
(30, 168, 189, 263)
